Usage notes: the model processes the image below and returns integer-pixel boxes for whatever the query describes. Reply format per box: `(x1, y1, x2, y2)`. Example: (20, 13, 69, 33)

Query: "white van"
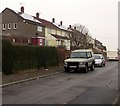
(64, 49, 95, 73)
(107, 51, 119, 61)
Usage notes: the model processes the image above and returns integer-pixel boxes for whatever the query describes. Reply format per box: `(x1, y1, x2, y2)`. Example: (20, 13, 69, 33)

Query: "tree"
(68, 24, 90, 49)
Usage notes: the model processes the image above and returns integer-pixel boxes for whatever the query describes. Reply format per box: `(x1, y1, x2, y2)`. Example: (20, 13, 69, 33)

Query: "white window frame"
(40, 39, 42, 43)
(37, 26, 42, 32)
(13, 23, 17, 29)
(3, 24, 6, 30)
(12, 39, 15, 43)
(40, 43, 42, 46)
(8, 23, 11, 29)
(47, 28, 51, 34)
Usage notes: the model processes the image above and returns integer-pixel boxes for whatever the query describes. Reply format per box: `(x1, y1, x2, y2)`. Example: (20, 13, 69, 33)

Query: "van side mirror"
(66, 56, 70, 59)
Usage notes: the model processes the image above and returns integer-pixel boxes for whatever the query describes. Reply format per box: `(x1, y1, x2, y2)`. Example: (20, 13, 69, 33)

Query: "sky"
(0, 0, 119, 51)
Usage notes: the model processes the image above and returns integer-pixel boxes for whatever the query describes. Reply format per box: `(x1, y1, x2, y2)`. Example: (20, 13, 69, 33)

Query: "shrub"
(2, 40, 14, 74)
(2, 40, 59, 74)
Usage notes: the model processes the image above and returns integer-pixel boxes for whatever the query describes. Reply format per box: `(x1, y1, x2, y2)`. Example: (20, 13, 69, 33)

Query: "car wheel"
(85, 65, 89, 73)
(104, 63, 105, 66)
(64, 68, 70, 72)
(90, 63, 95, 71)
(100, 62, 103, 67)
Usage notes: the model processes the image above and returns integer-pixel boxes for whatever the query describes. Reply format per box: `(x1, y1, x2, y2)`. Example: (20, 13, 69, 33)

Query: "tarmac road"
(2, 61, 118, 104)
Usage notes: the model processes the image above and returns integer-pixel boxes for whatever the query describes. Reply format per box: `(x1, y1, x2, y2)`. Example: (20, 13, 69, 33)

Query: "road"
(2, 61, 118, 104)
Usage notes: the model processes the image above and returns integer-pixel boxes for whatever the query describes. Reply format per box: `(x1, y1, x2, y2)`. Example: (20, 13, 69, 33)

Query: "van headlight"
(79, 62, 85, 65)
(64, 62, 68, 67)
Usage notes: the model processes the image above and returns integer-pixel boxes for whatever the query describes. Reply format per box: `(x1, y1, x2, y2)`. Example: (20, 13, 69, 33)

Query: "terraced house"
(1, 6, 45, 45)
(1, 7, 70, 50)
(1, 6, 106, 52)
(34, 15, 70, 50)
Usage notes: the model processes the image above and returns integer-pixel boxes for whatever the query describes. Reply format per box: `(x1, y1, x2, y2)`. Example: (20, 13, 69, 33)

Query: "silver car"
(94, 54, 105, 67)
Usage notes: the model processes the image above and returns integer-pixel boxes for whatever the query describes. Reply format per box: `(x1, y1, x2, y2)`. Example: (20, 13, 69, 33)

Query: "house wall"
(2, 8, 45, 43)
(45, 28, 57, 47)
(45, 27, 70, 50)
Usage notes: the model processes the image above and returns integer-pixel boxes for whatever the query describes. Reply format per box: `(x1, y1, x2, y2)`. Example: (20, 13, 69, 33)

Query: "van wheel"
(85, 66, 89, 73)
(90, 63, 95, 71)
(64, 68, 70, 73)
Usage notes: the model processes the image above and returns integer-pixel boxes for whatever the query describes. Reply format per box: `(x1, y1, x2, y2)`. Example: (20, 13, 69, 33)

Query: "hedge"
(2, 40, 59, 74)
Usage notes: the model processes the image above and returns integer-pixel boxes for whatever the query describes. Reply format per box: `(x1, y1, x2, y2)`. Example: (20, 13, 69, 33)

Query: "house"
(1, 7, 45, 46)
(34, 15, 70, 50)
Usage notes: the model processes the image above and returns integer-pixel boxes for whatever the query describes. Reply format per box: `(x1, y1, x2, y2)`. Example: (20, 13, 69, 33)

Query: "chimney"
(74, 26, 76, 30)
(36, 12, 39, 18)
(21, 6, 24, 13)
(60, 21, 62, 26)
(52, 18, 55, 23)
(69, 25, 71, 29)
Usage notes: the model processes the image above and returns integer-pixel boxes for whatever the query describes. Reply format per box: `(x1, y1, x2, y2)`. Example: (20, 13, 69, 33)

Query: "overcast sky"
(0, 0, 119, 51)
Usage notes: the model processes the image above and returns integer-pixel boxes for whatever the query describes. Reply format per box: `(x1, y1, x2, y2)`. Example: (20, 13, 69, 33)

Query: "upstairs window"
(13, 23, 17, 29)
(37, 26, 42, 32)
(8, 23, 11, 29)
(2, 24, 6, 30)
(47, 28, 51, 34)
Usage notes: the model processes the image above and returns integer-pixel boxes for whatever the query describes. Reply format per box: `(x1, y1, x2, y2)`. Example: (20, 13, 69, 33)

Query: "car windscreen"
(94, 55, 101, 59)
(70, 52, 87, 58)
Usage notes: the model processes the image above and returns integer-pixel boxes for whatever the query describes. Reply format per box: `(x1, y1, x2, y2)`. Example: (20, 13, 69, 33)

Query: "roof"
(34, 17, 58, 29)
(14, 10, 41, 24)
(2, 7, 70, 32)
(34, 17, 70, 32)
(2, 8, 44, 26)
(53, 23, 68, 31)
(51, 34, 69, 40)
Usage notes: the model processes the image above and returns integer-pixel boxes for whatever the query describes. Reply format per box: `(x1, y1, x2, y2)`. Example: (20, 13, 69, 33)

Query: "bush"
(2, 40, 59, 74)
(2, 40, 14, 74)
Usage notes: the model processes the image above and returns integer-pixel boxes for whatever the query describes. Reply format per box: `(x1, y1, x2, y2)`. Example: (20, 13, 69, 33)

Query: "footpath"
(1, 65, 64, 87)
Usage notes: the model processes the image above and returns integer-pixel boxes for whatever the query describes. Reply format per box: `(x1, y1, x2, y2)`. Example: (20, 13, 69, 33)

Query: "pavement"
(1, 65, 64, 87)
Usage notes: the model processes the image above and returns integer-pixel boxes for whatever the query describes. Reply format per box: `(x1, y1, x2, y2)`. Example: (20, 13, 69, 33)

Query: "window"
(47, 28, 51, 34)
(28, 39, 30, 44)
(40, 43, 42, 46)
(3, 24, 6, 30)
(8, 23, 11, 29)
(87, 52, 92, 58)
(12, 39, 15, 43)
(70, 52, 87, 58)
(13, 23, 17, 29)
(40, 39, 42, 43)
(37, 26, 42, 32)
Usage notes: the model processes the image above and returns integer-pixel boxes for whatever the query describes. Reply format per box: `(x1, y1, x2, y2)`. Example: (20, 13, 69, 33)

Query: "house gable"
(2, 7, 45, 42)
(2, 8, 23, 23)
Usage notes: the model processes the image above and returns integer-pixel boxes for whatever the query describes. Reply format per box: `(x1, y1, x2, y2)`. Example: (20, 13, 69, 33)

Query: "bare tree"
(73, 24, 89, 34)
(68, 24, 90, 49)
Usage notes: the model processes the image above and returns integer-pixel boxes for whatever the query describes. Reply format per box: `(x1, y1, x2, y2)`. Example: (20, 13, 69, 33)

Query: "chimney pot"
(21, 6, 24, 13)
(36, 12, 39, 18)
(69, 25, 71, 29)
(60, 21, 62, 26)
(74, 26, 76, 30)
(52, 18, 55, 23)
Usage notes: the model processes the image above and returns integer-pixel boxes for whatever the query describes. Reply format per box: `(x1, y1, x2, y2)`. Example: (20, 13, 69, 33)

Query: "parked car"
(64, 49, 95, 73)
(94, 54, 105, 67)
